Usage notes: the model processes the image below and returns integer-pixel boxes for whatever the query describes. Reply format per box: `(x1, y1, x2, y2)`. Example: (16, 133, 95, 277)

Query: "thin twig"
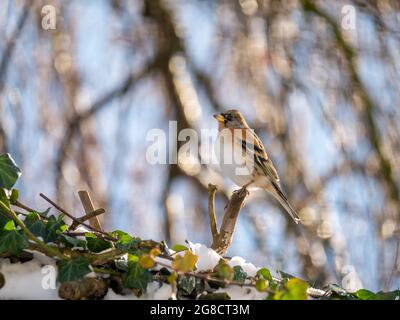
(70, 208, 105, 230)
(39, 193, 116, 241)
(13, 200, 50, 220)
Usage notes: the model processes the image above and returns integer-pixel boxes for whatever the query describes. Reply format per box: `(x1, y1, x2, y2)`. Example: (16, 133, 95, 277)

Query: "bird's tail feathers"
(270, 184, 300, 224)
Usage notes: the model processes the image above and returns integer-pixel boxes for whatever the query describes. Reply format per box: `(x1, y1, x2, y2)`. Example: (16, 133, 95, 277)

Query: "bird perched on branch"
(213, 109, 300, 224)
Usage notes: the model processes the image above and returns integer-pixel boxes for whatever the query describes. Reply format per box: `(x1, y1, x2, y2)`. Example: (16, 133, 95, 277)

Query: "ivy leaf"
(35, 207, 51, 218)
(177, 275, 196, 295)
(139, 254, 155, 269)
(60, 234, 87, 249)
(9, 189, 19, 204)
(3, 220, 15, 231)
(114, 256, 129, 272)
(214, 261, 234, 281)
(23, 213, 47, 239)
(355, 289, 375, 300)
(275, 278, 308, 300)
(369, 290, 400, 300)
(233, 266, 247, 282)
(257, 268, 273, 282)
(171, 244, 188, 253)
(122, 259, 152, 291)
(57, 257, 92, 283)
(111, 230, 132, 243)
(172, 250, 198, 272)
(0, 221, 28, 255)
(0, 194, 11, 230)
(85, 233, 112, 253)
(256, 279, 267, 292)
(167, 271, 177, 285)
(23, 212, 39, 225)
(112, 230, 141, 253)
(0, 212, 8, 230)
(0, 199, 12, 230)
(285, 278, 308, 300)
(0, 154, 21, 190)
(149, 248, 161, 257)
(28, 220, 47, 239)
(44, 215, 68, 243)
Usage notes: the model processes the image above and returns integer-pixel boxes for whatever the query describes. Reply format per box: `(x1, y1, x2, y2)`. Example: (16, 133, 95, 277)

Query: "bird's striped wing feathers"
(234, 128, 300, 223)
(238, 129, 280, 183)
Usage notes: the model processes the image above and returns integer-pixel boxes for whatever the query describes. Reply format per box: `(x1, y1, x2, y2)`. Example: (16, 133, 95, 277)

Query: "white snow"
(189, 242, 221, 271)
(0, 259, 60, 300)
(228, 256, 259, 277)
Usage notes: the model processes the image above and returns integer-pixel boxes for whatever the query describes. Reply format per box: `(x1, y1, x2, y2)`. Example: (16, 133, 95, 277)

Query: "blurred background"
(1, 0, 399, 292)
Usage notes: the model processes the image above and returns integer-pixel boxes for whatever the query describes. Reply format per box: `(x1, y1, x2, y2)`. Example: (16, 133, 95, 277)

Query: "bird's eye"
(225, 114, 232, 121)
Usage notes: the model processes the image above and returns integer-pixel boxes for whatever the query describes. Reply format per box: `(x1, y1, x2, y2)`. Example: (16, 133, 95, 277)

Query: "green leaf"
(44, 215, 68, 243)
(85, 233, 113, 253)
(172, 250, 198, 272)
(256, 279, 267, 292)
(370, 290, 400, 300)
(177, 275, 196, 295)
(57, 256, 92, 283)
(3, 220, 15, 231)
(122, 260, 152, 291)
(24, 213, 47, 239)
(127, 254, 139, 263)
(35, 207, 51, 218)
(0, 154, 21, 189)
(0, 227, 28, 256)
(111, 230, 132, 242)
(355, 289, 375, 300)
(23, 212, 39, 225)
(257, 268, 272, 282)
(213, 261, 233, 281)
(112, 230, 141, 253)
(139, 254, 155, 269)
(9, 189, 19, 204)
(233, 265, 247, 282)
(114, 257, 129, 272)
(60, 234, 86, 249)
(0, 212, 8, 230)
(171, 244, 188, 252)
(0, 196, 11, 229)
(275, 278, 308, 300)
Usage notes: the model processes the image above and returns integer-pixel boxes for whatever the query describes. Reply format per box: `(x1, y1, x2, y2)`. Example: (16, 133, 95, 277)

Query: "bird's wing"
(238, 129, 280, 183)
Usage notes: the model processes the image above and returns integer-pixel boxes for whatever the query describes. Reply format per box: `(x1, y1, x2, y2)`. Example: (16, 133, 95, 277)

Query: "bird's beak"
(213, 114, 225, 122)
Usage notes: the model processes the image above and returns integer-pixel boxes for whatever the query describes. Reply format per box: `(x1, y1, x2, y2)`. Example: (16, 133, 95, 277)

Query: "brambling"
(213, 109, 300, 224)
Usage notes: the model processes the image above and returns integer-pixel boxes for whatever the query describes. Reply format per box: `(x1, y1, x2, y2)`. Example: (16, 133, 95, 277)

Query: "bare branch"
(207, 183, 219, 244)
(211, 187, 249, 256)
